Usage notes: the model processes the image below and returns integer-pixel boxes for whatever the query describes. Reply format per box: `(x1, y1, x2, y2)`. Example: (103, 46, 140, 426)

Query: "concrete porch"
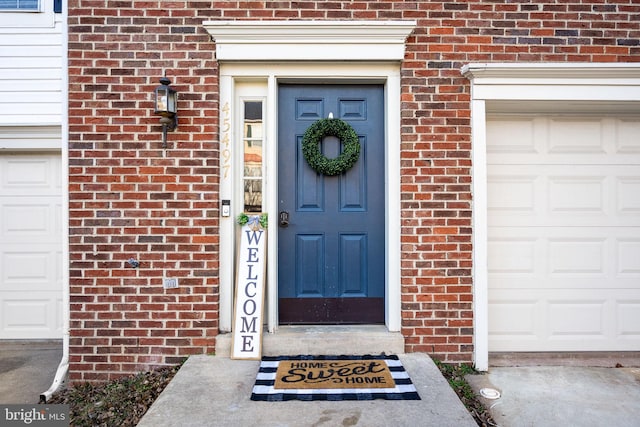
(137, 353, 476, 427)
(138, 327, 477, 426)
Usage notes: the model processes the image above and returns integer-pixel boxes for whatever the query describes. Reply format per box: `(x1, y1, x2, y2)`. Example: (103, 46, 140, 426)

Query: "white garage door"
(0, 153, 62, 339)
(488, 116, 640, 352)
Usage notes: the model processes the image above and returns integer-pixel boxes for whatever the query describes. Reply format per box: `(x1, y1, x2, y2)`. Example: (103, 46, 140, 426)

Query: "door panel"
(278, 84, 385, 324)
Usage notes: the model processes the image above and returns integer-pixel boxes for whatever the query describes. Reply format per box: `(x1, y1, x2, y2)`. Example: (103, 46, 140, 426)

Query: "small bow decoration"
(237, 213, 268, 229)
(247, 215, 261, 231)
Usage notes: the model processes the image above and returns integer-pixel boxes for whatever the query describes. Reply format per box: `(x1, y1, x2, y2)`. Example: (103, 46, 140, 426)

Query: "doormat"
(250, 355, 421, 401)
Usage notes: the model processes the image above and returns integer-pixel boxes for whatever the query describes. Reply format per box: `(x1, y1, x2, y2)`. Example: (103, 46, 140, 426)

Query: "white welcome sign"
(231, 215, 267, 359)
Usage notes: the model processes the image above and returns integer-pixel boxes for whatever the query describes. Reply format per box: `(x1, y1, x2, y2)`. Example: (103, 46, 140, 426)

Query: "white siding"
(0, 3, 63, 126)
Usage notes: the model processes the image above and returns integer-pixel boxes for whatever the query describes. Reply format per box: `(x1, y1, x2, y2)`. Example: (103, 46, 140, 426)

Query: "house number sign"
(221, 101, 231, 179)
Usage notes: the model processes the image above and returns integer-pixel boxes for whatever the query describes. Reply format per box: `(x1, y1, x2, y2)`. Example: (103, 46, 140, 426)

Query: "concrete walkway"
(466, 366, 640, 427)
(7, 339, 639, 426)
(0, 341, 62, 404)
(138, 353, 477, 427)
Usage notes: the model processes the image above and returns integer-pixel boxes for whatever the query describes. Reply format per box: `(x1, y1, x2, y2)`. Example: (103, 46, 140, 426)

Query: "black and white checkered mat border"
(250, 355, 421, 401)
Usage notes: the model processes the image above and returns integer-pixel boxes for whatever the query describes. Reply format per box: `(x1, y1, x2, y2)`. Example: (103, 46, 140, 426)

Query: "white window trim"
(0, 0, 41, 12)
(462, 62, 640, 371)
(207, 21, 415, 336)
(0, 0, 55, 30)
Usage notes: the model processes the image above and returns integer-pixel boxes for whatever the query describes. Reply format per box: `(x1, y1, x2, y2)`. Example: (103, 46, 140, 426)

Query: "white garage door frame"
(462, 63, 640, 371)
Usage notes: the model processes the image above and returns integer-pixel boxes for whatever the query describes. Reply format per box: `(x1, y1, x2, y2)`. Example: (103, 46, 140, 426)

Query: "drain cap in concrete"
(480, 388, 501, 399)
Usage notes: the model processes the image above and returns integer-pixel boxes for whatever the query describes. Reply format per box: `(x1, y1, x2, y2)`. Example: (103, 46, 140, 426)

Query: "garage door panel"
(548, 118, 606, 154)
(490, 289, 640, 351)
(548, 118, 607, 154)
(487, 117, 537, 155)
(488, 299, 540, 339)
(0, 155, 60, 194)
(490, 276, 639, 291)
(618, 301, 640, 339)
(548, 300, 607, 338)
(488, 175, 538, 215)
(489, 166, 640, 227)
(488, 116, 640, 352)
(1, 293, 62, 339)
(490, 228, 640, 289)
(618, 240, 640, 276)
(490, 277, 639, 291)
(548, 238, 606, 276)
(0, 153, 62, 339)
(488, 238, 538, 275)
(617, 176, 640, 215)
(488, 117, 640, 165)
(548, 175, 606, 215)
(1, 200, 60, 243)
(1, 247, 60, 291)
(617, 119, 640, 154)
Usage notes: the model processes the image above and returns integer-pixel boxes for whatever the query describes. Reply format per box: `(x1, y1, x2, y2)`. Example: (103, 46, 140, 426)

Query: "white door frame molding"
(216, 62, 403, 335)
(462, 62, 640, 371)
(207, 21, 416, 337)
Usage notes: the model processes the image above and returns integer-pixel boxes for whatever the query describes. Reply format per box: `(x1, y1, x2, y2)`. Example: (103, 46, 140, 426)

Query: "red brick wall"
(67, 1, 220, 382)
(68, 1, 640, 381)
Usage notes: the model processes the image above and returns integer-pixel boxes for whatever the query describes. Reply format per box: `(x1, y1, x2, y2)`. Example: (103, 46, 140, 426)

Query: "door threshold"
(216, 325, 405, 357)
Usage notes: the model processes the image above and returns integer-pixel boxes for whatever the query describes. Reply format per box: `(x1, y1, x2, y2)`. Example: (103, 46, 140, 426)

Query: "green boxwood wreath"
(301, 118, 360, 176)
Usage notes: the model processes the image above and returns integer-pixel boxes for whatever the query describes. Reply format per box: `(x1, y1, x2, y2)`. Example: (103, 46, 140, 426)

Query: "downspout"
(40, 0, 70, 403)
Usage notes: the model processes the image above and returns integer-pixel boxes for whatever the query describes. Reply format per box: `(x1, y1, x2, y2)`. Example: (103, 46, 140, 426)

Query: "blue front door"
(278, 84, 385, 324)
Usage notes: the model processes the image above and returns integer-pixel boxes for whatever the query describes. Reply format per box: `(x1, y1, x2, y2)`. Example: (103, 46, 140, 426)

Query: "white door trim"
(208, 21, 416, 342)
(462, 62, 640, 371)
(217, 62, 403, 336)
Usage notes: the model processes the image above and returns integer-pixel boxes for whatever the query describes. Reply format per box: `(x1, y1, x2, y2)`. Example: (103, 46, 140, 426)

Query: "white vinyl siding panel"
(0, 8, 62, 125)
(487, 116, 640, 352)
(0, 152, 62, 338)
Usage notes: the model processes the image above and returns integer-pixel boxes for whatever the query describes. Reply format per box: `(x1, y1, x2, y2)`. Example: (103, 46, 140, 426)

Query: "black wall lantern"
(154, 77, 177, 149)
